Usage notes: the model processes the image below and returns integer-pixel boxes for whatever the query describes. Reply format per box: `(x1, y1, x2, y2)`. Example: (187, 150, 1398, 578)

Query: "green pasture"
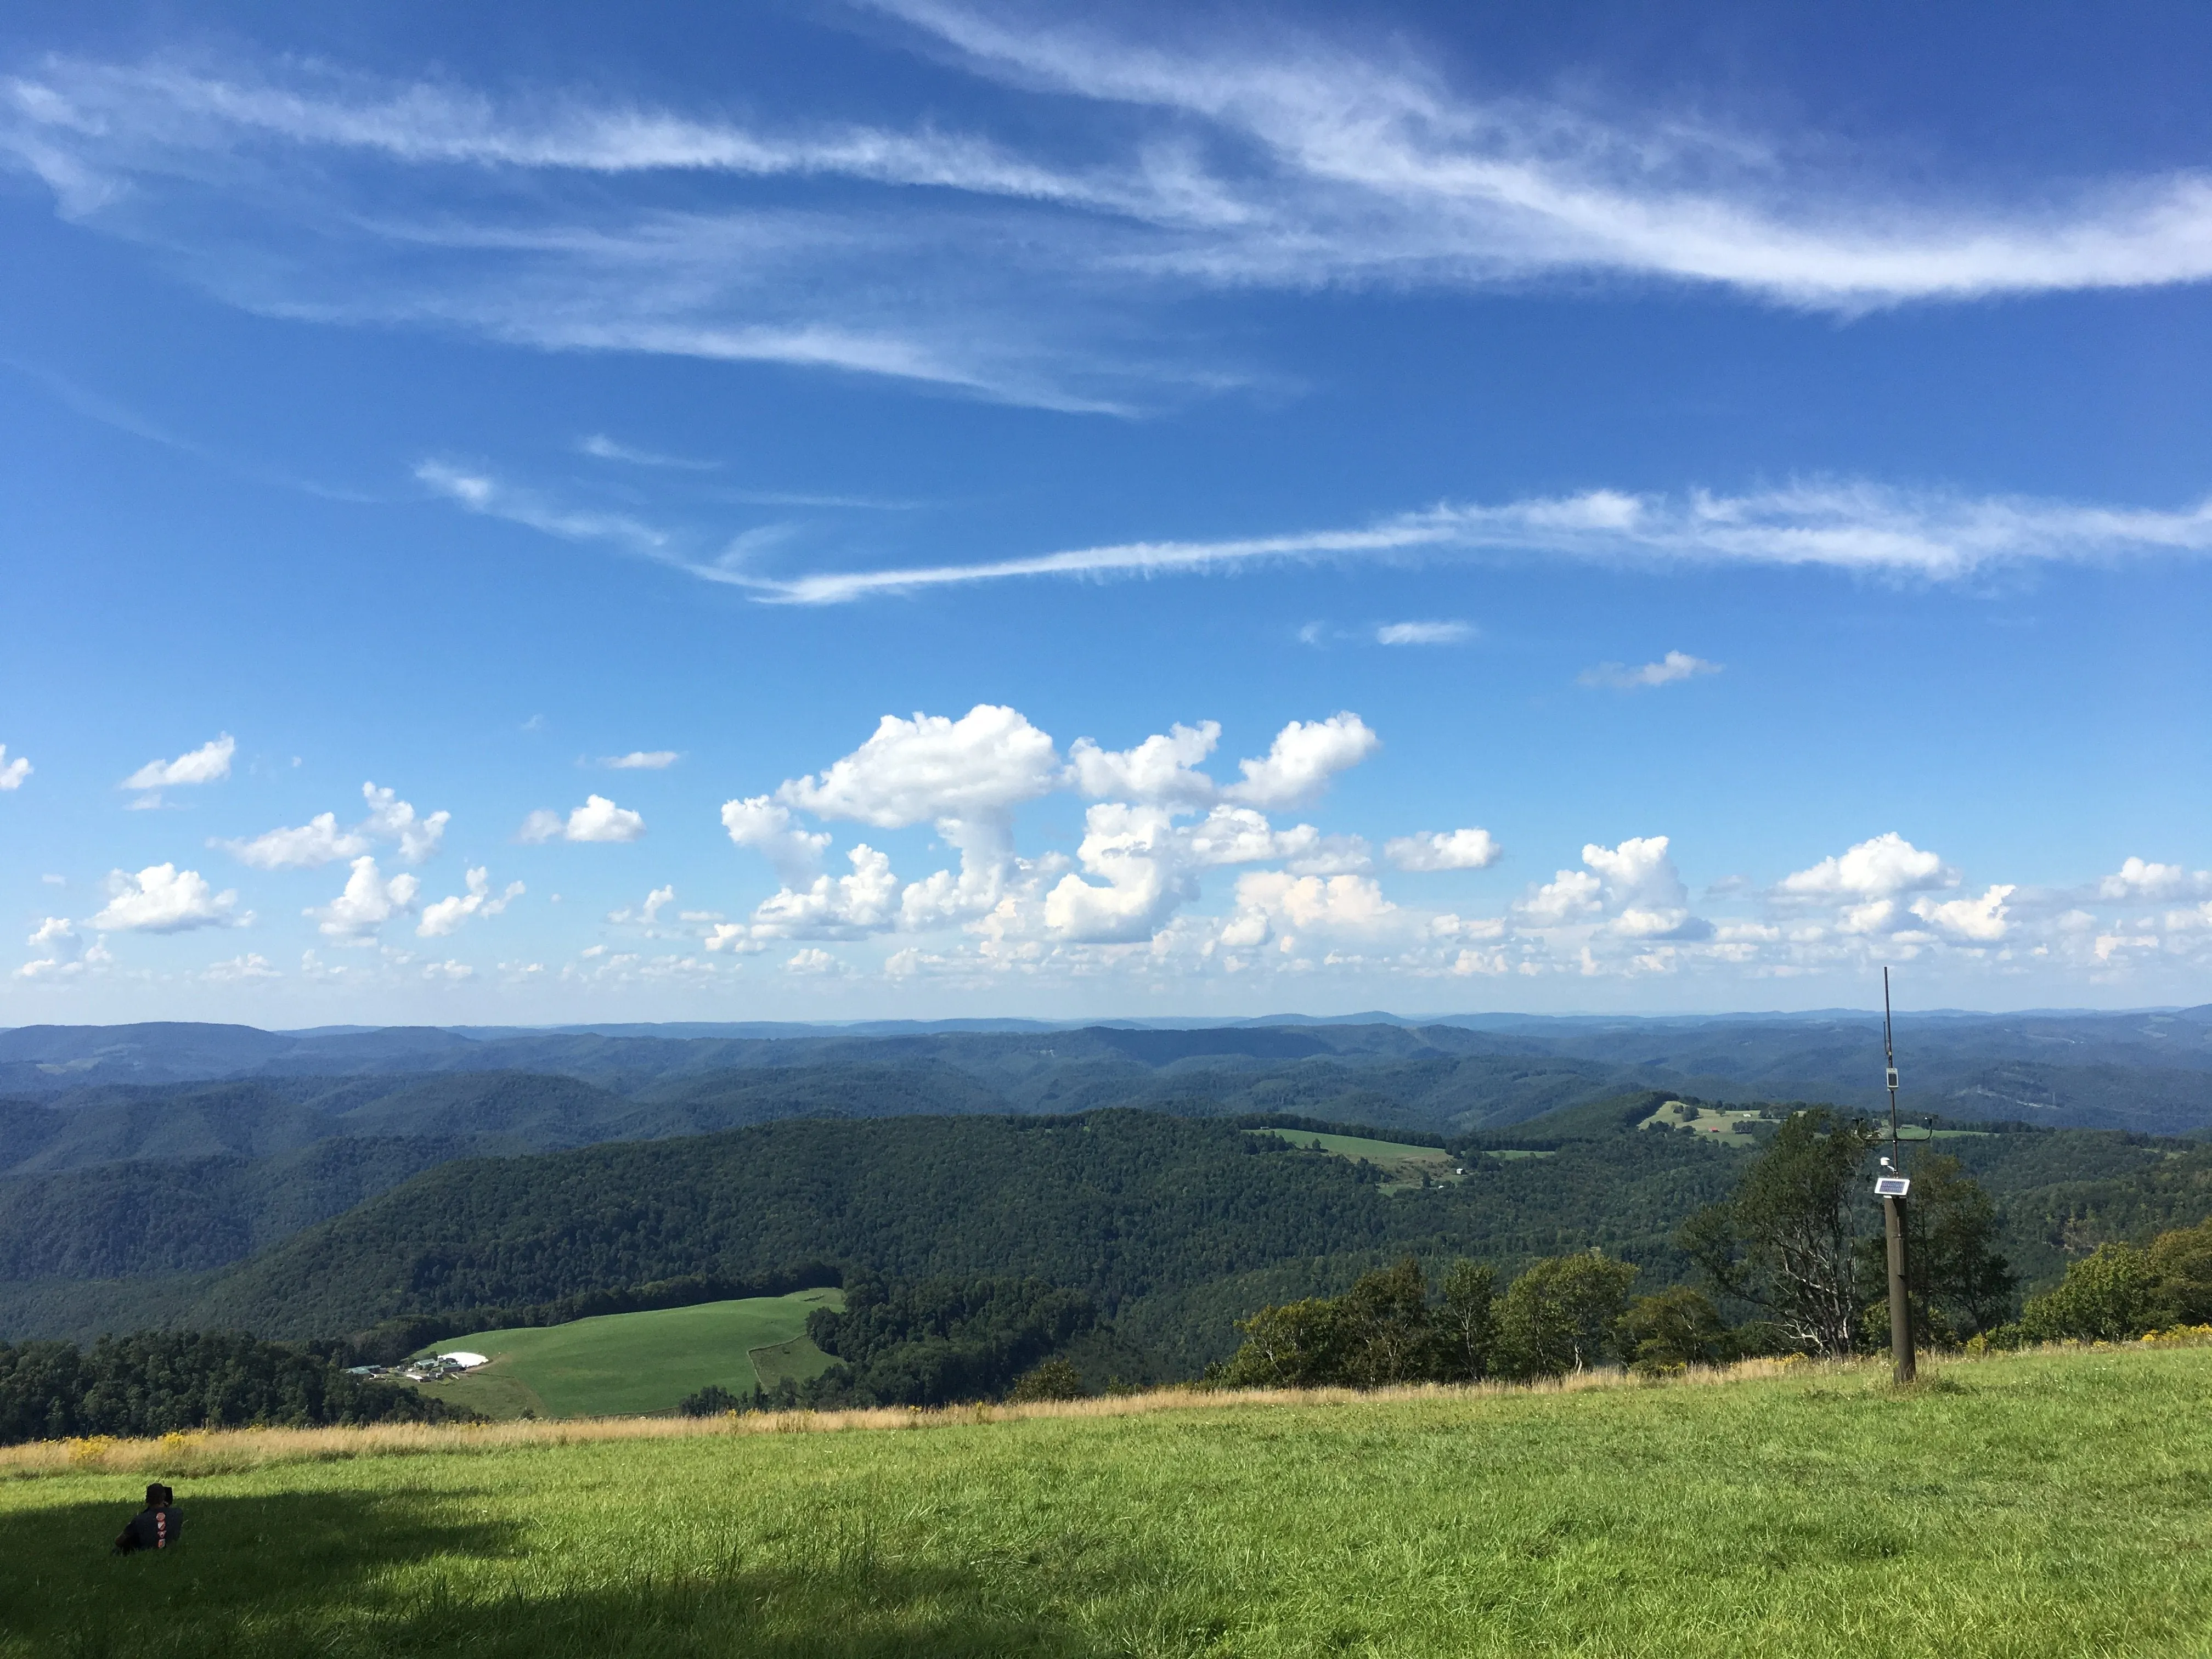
(1250, 1126, 1464, 1189)
(16, 1345, 2212, 1657)
(1641, 1099, 1765, 1144)
(407, 1289, 843, 1419)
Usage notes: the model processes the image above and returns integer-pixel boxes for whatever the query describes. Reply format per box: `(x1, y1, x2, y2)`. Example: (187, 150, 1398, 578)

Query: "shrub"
(1006, 1356, 1086, 1402)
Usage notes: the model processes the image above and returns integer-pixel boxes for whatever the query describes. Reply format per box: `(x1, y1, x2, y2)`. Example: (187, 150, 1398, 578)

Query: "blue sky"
(4, 0, 2210, 1024)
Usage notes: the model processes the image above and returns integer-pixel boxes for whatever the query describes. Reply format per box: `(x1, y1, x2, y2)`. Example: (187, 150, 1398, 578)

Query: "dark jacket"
(114, 1504, 183, 1554)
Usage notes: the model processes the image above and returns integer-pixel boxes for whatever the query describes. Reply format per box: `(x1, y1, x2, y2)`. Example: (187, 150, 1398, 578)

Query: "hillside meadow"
(402, 1288, 845, 1419)
(9, 1345, 2212, 1658)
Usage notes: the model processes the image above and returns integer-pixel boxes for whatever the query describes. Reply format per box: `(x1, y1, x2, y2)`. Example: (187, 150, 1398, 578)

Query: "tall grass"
(9, 1345, 2212, 1657)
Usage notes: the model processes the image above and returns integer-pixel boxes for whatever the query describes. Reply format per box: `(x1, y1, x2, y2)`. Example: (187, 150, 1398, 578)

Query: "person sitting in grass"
(112, 1483, 183, 1555)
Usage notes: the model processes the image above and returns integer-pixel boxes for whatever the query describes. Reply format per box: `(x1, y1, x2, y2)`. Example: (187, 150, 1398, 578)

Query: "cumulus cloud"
(15, 916, 109, 980)
(221, 811, 370, 870)
(122, 733, 235, 791)
(1911, 884, 2015, 943)
(602, 750, 680, 769)
(1222, 714, 1379, 809)
(1781, 833, 1955, 901)
(720, 796, 832, 887)
(780, 705, 1060, 830)
(204, 952, 279, 982)
(521, 794, 646, 843)
(1517, 837, 1703, 940)
(1385, 828, 1503, 872)
(0, 746, 29, 790)
(2098, 857, 2212, 902)
(606, 884, 674, 927)
(223, 782, 447, 867)
(749, 845, 901, 940)
(1375, 621, 1471, 646)
(419, 867, 524, 936)
(785, 947, 848, 976)
(1578, 651, 1722, 689)
(1221, 871, 1398, 950)
(360, 783, 450, 862)
(91, 864, 245, 932)
(306, 856, 420, 941)
(1066, 721, 1220, 806)
(120, 734, 234, 807)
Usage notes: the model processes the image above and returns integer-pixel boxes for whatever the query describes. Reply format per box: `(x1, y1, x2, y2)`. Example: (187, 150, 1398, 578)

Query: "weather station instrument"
(1879, 968, 1915, 1383)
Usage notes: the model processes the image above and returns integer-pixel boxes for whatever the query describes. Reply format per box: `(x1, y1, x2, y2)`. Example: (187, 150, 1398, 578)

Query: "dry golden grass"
(4, 1351, 1844, 1482)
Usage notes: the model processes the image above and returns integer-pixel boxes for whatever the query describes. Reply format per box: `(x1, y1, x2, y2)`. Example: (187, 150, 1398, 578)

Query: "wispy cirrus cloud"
(411, 462, 2212, 602)
(1578, 651, 1722, 690)
(10, 16, 2212, 409)
(742, 481, 2212, 604)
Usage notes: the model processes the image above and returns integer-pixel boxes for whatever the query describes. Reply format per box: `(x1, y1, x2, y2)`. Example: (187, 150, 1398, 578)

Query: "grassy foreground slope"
(12, 1346, 2212, 1658)
(405, 1289, 844, 1419)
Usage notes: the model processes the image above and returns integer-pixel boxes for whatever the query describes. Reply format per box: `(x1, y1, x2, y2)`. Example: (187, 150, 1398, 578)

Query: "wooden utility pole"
(1878, 968, 1915, 1384)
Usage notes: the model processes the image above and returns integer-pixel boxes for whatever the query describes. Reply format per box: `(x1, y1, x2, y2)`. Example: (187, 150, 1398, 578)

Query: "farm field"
(1249, 1125, 1465, 1189)
(14, 1345, 2212, 1657)
(405, 1288, 843, 1419)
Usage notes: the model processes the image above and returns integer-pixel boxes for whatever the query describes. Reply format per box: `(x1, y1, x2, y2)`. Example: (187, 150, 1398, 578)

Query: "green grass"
(1641, 1100, 1765, 1145)
(407, 1289, 844, 1419)
(1250, 1126, 1465, 1190)
(15, 1346, 2212, 1657)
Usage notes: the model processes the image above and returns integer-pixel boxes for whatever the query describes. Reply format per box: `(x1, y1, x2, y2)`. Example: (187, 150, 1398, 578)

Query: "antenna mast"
(1877, 966, 1916, 1383)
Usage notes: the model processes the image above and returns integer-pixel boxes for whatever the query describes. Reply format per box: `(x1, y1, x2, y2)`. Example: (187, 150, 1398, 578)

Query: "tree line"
(0, 1331, 468, 1444)
(1211, 1107, 2028, 1385)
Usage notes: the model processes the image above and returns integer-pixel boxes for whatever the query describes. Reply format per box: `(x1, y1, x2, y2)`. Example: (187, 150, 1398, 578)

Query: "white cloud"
(220, 811, 371, 870)
(753, 484, 2212, 604)
(1375, 620, 1471, 646)
(1221, 871, 1398, 950)
(422, 959, 475, 981)
(602, 750, 680, 769)
(1066, 721, 1220, 805)
(204, 952, 279, 982)
(25, 35, 2212, 427)
(1781, 833, 1955, 900)
(306, 856, 420, 941)
(122, 733, 235, 791)
(779, 704, 1061, 829)
(91, 863, 244, 932)
(360, 783, 449, 862)
(784, 947, 847, 977)
(1044, 804, 1188, 943)
(1514, 837, 1702, 941)
(750, 845, 901, 940)
(221, 782, 447, 867)
(0, 746, 29, 790)
(1222, 714, 1379, 808)
(1911, 884, 2015, 943)
(579, 435, 717, 470)
(2098, 857, 2212, 901)
(720, 795, 832, 886)
(419, 867, 524, 936)
(1578, 651, 1723, 689)
(1386, 828, 1502, 872)
(521, 794, 646, 843)
(15, 916, 106, 980)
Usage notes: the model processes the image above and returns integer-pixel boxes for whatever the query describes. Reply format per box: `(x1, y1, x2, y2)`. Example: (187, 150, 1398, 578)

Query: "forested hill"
(174, 1107, 1739, 1345)
(8, 1008, 2210, 1131)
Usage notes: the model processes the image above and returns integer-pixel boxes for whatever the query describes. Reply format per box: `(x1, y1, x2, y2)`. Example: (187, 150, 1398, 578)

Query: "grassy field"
(1250, 1126, 1465, 1190)
(13, 1345, 2212, 1657)
(406, 1288, 844, 1419)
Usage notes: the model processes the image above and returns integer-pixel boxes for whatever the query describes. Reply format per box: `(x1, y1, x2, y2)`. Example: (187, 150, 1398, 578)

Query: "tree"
(1435, 1260, 1499, 1382)
(1212, 1296, 1350, 1389)
(1618, 1286, 1733, 1375)
(676, 1384, 744, 1417)
(1857, 1153, 2016, 1342)
(1495, 1252, 1638, 1379)
(2018, 1243, 2159, 1342)
(2146, 1218, 2212, 1325)
(1684, 1108, 1877, 1357)
(1334, 1258, 1437, 1386)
